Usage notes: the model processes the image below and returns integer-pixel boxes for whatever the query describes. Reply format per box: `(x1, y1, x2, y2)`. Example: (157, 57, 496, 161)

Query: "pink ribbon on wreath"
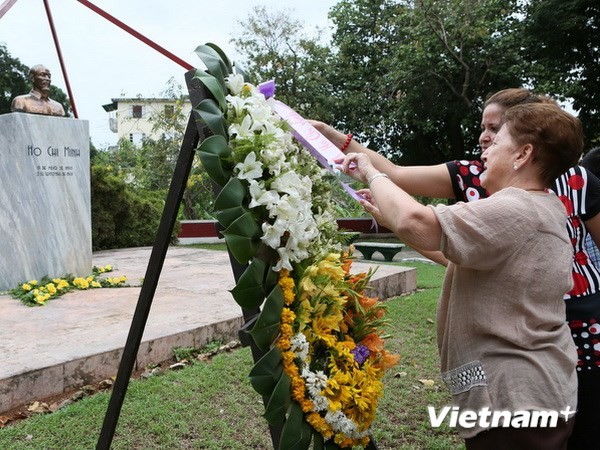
(258, 80, 363, 202)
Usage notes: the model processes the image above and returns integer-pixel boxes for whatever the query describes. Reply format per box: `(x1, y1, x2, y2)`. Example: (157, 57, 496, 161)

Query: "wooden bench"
(353, 242, 405, 262)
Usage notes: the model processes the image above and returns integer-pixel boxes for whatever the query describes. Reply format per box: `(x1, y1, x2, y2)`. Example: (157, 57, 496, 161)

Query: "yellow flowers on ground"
(9, 264, 128, 307)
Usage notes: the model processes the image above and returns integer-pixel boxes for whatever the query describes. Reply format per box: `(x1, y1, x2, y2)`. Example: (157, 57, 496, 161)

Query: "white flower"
(234, 152, 263, 180)
(248, 180, 280, 209)
(261, 220, 285, 249)
(248, 103, 277, 131)
(274, 247, 293, 271)
(290, 333, 309, 361)
(226, 94, 246, 117)
(225, 74, 245, 95)
(229, 114, 254, 139)
(271, 172, 311, 198)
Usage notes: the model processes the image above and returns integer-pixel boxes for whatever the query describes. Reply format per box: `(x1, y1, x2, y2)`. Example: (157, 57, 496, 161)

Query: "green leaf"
(192, 69, 226, 111)
(216, 206, 247, 230)
(249, 285, 284, 351)
(214, 177, 248, 228)
(279, 401, 313, 450)
(313, 434, 324, 450)
(214, 177, 246, 209)
(205, 42, 233, 73)
(230, 257, 274, 309)
(222, 212, 261, 264)
(234, 62, 250, 82)
(194, 99, 227, 138)
(263, 371, 291, 426)
(249, 346, 283, 397)
(193, 44, 228, 94)
(197, 135, 231, 186)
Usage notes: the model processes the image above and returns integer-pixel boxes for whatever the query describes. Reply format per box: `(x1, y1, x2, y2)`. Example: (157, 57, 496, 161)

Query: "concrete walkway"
(0, 245, 419, 414)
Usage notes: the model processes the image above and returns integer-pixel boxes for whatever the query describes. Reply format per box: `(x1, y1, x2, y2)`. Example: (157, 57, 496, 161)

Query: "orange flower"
(341, 255, 353, 274)
(358, 295, 378, 310)
(361, 333, 385, 353)
(348, 273, 366, 284)
(374, 349, 401, 370)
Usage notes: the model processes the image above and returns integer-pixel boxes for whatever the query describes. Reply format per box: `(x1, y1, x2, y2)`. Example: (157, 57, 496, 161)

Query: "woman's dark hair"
(580, 147, 600, 179)
(484, 88, 557, 110)
(503, 103, 584, 187)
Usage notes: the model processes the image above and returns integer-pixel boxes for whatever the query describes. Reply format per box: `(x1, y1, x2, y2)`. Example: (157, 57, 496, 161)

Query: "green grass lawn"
(0, 261, 463, 449)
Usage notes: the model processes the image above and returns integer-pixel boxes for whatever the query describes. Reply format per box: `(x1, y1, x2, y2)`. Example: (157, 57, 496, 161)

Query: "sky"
(1, 0, 339, 148)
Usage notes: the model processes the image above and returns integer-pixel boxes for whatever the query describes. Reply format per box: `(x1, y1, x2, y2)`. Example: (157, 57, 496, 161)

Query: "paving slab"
(0, 245, 419, 414)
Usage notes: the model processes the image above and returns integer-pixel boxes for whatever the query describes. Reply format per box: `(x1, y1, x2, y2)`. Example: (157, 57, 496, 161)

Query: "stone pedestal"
(0, 113, 91, 291)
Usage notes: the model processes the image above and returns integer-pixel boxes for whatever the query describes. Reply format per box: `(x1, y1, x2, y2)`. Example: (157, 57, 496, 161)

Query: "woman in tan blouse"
(338, 102, 583, 449)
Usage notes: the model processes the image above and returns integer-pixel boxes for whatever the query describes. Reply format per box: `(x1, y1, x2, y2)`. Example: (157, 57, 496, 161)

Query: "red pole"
(76, 0, 194, 71)
(0, 0, 19, 20)
(43, 0, 78, 117)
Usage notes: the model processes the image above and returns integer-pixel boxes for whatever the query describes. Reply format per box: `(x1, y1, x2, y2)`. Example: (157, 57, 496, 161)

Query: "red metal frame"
(1, 0, 194, 119)
(0, 0, 18, 20)
(43, 0, 78, 117)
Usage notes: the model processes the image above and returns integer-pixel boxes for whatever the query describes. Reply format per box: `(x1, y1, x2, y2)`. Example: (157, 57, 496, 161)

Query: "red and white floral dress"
(446, 160, 600, 371)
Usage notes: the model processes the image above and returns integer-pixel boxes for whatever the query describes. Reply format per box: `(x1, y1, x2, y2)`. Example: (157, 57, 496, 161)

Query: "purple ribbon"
(258, 80, 363, 202)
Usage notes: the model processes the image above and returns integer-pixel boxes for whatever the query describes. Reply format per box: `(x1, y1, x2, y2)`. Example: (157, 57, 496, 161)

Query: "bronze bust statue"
(11, 65, 65, 116)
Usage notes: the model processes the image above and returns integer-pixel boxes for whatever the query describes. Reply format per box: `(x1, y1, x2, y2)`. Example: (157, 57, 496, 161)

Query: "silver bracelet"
(368, 172, 389, 184)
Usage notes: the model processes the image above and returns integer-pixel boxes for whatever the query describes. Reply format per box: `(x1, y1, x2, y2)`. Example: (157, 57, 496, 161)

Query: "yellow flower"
(22, 283, 32, 291)
(91, 281, 102, 288)
(317, 254, 345, 281)
(29, 280, 38, 286)
(34, 292, 50, 304)
(280, 323, 293, 341)
(278, 269, 296, 305)
(46, 283, 57, 295)
(73, 277, 89, 289)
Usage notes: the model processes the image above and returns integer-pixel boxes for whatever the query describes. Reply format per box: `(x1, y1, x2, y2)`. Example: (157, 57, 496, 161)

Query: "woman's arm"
(341, 153, 442, 252)
(310, 120, 456, 199)
(356, 188, 447, 264)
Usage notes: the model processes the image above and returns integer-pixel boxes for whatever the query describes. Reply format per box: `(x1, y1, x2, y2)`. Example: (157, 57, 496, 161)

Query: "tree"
(525, 0, 600, 146)
(328, 0, 531, 164)
(0, 43, 29, 114)
(0, 43, 71, 116)
(230, 6, 337, 122)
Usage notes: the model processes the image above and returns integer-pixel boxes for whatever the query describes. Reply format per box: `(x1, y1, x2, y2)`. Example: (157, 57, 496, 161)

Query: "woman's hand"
(356, 188, 388, 229)
(335, 152, 377, 184)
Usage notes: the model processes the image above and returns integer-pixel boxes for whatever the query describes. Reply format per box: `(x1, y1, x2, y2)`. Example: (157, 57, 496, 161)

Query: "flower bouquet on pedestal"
(192, 43, 399, 449)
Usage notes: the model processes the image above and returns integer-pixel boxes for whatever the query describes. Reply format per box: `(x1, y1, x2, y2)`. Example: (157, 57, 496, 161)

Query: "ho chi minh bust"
(11, 64, 65, 117)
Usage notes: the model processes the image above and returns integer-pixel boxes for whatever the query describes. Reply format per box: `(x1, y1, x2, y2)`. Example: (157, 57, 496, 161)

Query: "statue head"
(29, 64, 52, 94)
(10, 64, 65, 116)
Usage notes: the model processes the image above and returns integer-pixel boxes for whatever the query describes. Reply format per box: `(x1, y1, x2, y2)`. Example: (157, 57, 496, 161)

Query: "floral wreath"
(192, 43, 399, 449)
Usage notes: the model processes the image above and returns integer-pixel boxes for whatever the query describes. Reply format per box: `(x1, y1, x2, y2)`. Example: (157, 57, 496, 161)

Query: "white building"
(102, 97, 192, 145)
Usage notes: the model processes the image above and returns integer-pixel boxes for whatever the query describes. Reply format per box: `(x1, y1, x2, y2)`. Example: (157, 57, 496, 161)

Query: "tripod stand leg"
(96, 114, 200, 450)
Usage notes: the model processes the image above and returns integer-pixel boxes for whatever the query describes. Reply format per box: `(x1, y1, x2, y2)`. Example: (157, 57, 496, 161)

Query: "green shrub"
(91, 165, 178, 250)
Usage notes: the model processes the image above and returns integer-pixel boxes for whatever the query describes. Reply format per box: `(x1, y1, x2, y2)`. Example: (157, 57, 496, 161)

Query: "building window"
(164, 104, 174, 118)
(129, 133, 146, 145)
(132, 105, 143, 118)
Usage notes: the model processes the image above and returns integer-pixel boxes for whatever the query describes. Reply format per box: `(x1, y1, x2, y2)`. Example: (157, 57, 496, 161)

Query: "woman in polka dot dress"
(313, 88, 600, 448)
